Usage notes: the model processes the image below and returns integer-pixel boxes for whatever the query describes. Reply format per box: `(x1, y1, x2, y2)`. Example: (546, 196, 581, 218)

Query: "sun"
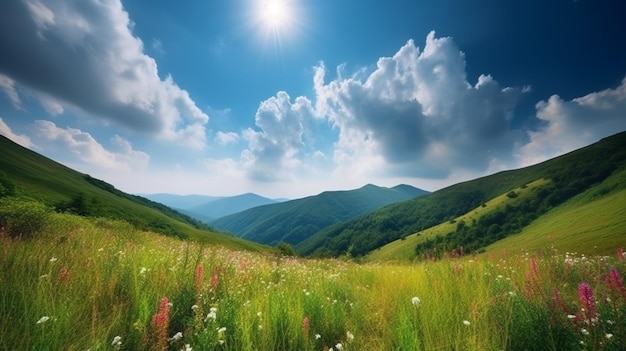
(261, 0, 289, 28)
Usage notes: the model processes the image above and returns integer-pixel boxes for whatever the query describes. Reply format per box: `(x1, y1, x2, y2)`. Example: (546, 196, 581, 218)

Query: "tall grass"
(1, 206, 625, 350)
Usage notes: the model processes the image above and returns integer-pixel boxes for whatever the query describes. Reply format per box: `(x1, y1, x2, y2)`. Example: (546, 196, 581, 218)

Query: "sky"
(1, 0, 625, 199)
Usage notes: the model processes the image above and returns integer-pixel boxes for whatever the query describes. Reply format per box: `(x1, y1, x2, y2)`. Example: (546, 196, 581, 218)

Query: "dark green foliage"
(276, 241, 297, 256)
(0, 172, 16, 198)
(506, 191, 518, 199)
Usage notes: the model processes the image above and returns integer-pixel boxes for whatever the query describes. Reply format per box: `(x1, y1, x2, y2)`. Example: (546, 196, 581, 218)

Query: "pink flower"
(578, 283, 597, 319)
(151, 297, 171, 351)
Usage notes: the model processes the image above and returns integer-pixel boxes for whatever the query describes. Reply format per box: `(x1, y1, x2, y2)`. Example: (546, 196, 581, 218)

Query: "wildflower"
(217, 327, 227, 334)
(151, 297, 171, 351)
(567, 314, 577, 319)
(170, 332, 183, 342)
(182, 344, 192, 351)
(606, 333, 613, 339)
(346, 331, 354, 341)
(205, 307, 217, 322)
(191, 304, 199, 311)
(49, 257, 57, 263)
(195, 265, 204, 292)
(36, 316, 50, 324)
(581, 328, 589, 335)
(335, 343, 343, 350)
(140, 267, 147, 274)
(315, 334, 321, 340)
(111, 336, 122, 348)
(303, 317, 310, 336)
(463, 320, 471, 326)
(578, 283, 597, 319)
(411, 296, 421, 306)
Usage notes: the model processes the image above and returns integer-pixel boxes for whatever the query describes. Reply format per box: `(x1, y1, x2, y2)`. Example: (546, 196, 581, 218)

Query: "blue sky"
(1, 0, 625, 199)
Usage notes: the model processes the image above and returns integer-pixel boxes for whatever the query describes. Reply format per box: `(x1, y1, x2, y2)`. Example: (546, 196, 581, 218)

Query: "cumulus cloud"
(518, 76, 626, 166)
(0, 117, 32, 148)
(216, 131, 240, 145)
(242, 91, 316, 181)
(314, 31, 525, 179)
(32, 120, 149, 171)
(0, 0, 208, 148)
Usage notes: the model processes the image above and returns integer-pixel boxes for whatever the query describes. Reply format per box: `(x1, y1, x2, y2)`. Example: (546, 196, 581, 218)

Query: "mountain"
(297, 131, 626, 258)
(211, 184, 429, 246)
(0, 135, 268, 251)
(188, 193, 278, 220)
(142, 193, 223, 210)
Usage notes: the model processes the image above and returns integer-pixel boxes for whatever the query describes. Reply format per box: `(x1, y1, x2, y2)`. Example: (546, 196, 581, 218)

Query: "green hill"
(211, 183, 429, 246)
(0, 135, 268, 251)
(298, 131, 626, 258)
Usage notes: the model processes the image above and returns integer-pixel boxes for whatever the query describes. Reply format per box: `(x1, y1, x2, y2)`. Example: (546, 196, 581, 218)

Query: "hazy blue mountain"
(142, 193, 223, 210)
(188, 193, 279, 220)
(211, 184, 429, 246)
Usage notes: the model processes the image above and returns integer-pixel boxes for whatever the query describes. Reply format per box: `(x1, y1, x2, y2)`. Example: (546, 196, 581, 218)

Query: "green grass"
(1, 204, 626, 350)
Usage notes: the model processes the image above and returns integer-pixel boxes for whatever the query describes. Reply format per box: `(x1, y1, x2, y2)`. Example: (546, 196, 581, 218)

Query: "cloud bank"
(0, 0, 208, 148)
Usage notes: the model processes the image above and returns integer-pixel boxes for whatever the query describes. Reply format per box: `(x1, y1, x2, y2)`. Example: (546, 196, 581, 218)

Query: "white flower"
(335, 343, 343, 350)
(567, 314, 576, 319)
(170, 332, 183, 341)
(411, 296, 421, 306)
(581, 328, 589, 335)
(111, 336, 122, 347)
(606, 333, 613, 339)
(217, 327, 227, 334)
(315, 334, 321, 340)
(191, 304, 199, 311)
(463, 320, 471, 326)
(205, 309, 217, 322)
(49, 257, 57, 263)
(182, 344, 192, 351)
(36, 316, 50, 324)
(346, 331, 354, 341)
(140, 267, 147, 274)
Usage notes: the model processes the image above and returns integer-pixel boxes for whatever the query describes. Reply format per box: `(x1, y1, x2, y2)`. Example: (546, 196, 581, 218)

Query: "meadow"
(1, 201, 625, 350)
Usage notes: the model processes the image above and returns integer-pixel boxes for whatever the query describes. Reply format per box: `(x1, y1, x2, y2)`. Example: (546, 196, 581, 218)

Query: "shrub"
(0, 197, 51, 238)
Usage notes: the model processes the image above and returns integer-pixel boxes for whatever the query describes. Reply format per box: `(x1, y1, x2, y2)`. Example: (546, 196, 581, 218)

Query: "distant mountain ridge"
(143, 192, 280, 221)
(211, 183, 429, 246)
(189, 193, 279, 219)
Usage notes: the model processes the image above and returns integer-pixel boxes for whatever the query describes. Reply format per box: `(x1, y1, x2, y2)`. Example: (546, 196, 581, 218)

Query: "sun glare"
(262, 0, 288, 28)
(251, 0, 302, 48)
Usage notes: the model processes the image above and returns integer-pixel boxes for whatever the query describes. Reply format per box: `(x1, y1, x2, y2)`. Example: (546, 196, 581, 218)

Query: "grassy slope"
(369, 165, 626, 262)
(485, 167, 626, 257)
(366, 178, 551, 261)
(0, 136, 268, 252)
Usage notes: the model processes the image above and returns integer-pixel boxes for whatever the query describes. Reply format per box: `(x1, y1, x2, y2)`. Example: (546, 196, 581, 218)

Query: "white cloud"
(0, 74, 22, 109)
(314, 31, 525, 179)
(242, 91, 316, 181)
(518, 76, 626, 166)
(32, 120, 149, 171)
(0, 0, 208, 148)
(0, 117, 32, 148)
(216, 131, 240, 145)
